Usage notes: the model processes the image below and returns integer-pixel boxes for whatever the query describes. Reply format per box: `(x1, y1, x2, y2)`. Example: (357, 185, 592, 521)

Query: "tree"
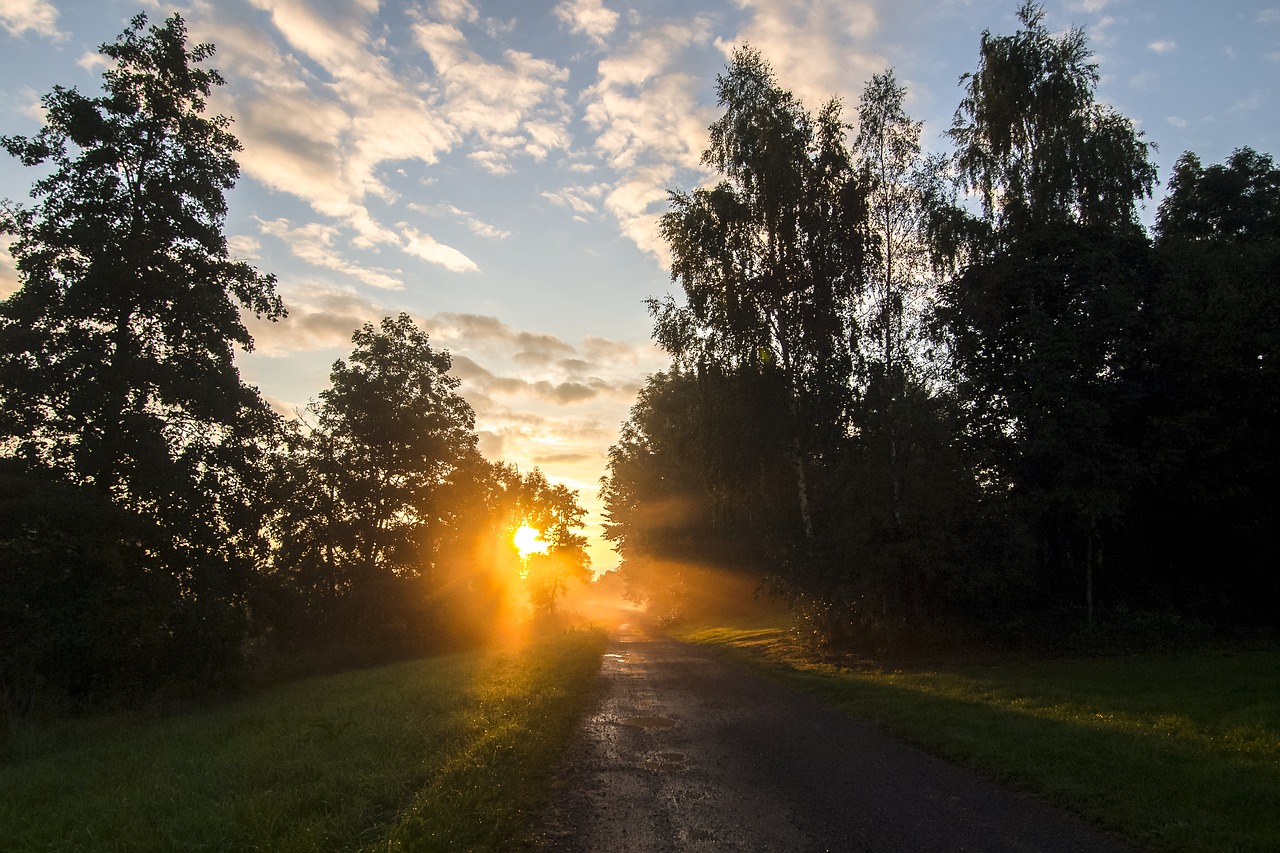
(653, 46, 866, 543)
(1131, 148, 1280, 621)
(937, 2, 1157, 628)
(268, 314, 478, 649)
(513, 468, 591, 614)
(0, 13, 284, 683)
(601, 366, 795, 618)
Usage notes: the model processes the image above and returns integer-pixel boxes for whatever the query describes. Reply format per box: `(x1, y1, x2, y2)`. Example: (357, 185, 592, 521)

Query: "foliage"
(653, 46, 867, 542)
(935, 0, 1157, 629)
(0, 13, 284, 697)
(602, 366, 795, 616)
(512, 468, 592, 614)
(609, 4, 1279, 649)
(266, 314, 479, 652)
(1126, 148, 1280, 621)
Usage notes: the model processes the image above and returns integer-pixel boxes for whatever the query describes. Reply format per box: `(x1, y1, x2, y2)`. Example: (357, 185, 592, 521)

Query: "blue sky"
(2, 0, 1277, 570)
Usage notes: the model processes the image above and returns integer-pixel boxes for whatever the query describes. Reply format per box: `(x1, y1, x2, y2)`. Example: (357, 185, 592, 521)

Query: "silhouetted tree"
(937, 1, 1156, 628)
(1130, 148, 1280, 621)
(267, 314, 476, 650)
(652, 46, 866, 543)
(0, 13, 284, 687)
(514, 468, 591, 614)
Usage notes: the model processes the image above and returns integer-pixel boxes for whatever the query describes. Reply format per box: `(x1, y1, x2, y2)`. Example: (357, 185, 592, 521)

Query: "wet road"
(540, 622, 1136, 852)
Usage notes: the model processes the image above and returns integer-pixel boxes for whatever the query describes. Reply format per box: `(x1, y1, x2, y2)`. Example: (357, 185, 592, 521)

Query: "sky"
(2, 0, 1277, 572)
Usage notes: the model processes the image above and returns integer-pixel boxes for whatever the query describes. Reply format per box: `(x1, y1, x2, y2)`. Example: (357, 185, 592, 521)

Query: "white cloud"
(411, 16, 573, 175)
(409, 202, 511, 240)
(227, 234, 263, 260)
(542, 184, 607, 215)
(1258, 8, 1280, 24)
(401, 227, 479, 273)
(192, 3, 456, 242)
(1129, 70, 1158, 90)
(723, 0, 885, 113)
(1166, 116, 1188, 129)
(1230, 91, 1265, 113)
(0, 0, 61, 40)
(555, 0, 619, 48)
(258, 217, 406, 290)
(1148, 39, 1176, 54)
(579, 20, 718, 261)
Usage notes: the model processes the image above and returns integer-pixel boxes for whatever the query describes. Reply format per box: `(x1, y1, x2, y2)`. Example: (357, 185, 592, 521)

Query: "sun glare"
(513, 524, 549, 560)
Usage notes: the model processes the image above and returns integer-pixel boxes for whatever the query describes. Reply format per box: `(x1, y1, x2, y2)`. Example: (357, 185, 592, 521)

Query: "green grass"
(678, 623, 1280, 853)
(0, 628, 606, 852)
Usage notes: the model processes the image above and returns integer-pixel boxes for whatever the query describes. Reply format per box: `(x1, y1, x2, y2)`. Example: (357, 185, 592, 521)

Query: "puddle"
(619, 715, 677, 729)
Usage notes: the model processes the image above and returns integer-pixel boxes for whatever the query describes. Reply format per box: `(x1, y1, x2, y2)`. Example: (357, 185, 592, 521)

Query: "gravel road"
(539, 620, 1137, 852)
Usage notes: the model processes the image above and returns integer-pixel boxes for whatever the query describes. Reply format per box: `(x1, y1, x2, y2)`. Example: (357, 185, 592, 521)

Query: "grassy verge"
(677, 623, 1280, 853)
(1, 628, 605, 852)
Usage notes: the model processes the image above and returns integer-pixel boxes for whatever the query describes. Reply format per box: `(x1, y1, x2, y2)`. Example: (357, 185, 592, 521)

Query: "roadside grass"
(0, 627, 605, 852)
(678, 622, 1280, 853)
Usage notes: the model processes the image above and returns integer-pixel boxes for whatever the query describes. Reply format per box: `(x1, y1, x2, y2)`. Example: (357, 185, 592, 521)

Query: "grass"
(677, 622, 1280, 853)
(0, 627, 606, 852)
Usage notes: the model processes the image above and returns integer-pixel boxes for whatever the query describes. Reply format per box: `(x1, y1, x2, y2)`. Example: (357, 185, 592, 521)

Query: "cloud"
(401, 227, 479, 273)
(1230, 91, 1265, 113)
(722, 0, 885, 112)
(541, 184, 607, 215)
(1128, 70, 1157, 90)
(555, 0, 619, 48)
(1166, 116, 1188, 129)
(579, 20, 719, 261)
(243, 283, 385, 357)
(411, 14, 573, 175)
(227, 234, 263, 260)
(0, 0, 61, 39)
(1148, 39, 1176, 54)
(1258, 8, 1280, 24)
(258, 217, 406, 289)
(409, 201, 511, 239)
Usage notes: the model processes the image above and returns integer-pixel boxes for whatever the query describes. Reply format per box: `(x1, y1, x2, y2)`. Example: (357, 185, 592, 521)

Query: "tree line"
(602, 2, 1279, 651)
(0, 14, 589, 707)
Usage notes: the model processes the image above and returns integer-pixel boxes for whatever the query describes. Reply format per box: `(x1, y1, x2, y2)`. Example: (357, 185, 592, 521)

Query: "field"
(0, 629, 605, 852)
(679, 623, 1280, 853)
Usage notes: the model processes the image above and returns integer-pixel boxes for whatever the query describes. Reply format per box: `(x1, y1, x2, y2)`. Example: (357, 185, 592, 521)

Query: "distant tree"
(514, 468, 591, 614)
(268, 314, 478, 650)
(0, 13, 284, 685)
(601, 366, 794, 618)
(936, 1, 1156, 628)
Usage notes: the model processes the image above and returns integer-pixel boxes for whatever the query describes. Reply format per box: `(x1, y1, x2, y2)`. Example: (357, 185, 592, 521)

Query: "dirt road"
(540, 621, 1136, 852)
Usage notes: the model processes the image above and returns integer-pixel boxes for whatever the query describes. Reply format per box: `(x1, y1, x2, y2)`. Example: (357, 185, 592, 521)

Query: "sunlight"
(513, 524, 550, 560)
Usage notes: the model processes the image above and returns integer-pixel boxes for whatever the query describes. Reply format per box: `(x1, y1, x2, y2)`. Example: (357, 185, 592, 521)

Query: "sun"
(513, 524, 549, 560)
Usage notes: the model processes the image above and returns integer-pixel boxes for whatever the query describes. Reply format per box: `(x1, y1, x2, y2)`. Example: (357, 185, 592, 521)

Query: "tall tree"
(1133, 148, 1280, 620)
(938, 1, 1156, 627)
(268, 314, 478, 647)
(653, 46, 865, 542)
(0, 13, 284, 678)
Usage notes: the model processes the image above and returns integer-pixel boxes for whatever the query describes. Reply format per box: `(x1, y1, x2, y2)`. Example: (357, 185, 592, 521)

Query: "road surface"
(538, 621, 1136, 852)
